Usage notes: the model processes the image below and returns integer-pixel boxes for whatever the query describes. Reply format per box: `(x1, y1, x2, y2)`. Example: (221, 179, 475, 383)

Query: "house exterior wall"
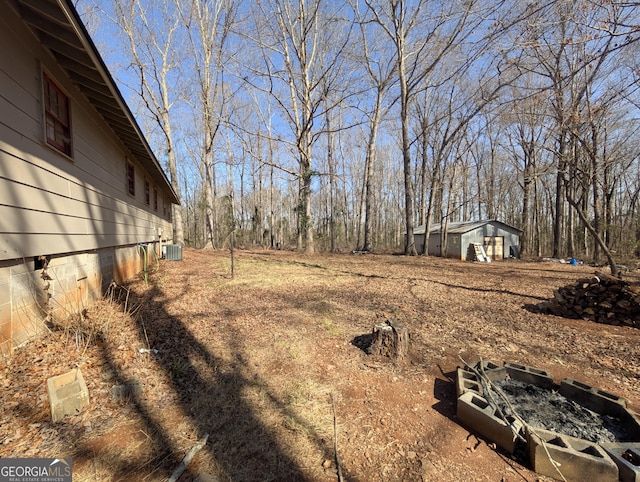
(0, 2, 173, 354)
(462, 232, 488, 260)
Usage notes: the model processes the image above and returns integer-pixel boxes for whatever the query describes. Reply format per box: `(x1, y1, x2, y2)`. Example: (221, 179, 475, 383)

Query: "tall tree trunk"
(362, 90, 383, 252)
(521, 153, 531, 257)
(566, 192, 619, 277)
(301, 143, 314, 254)
(591, 124, 601, 263)
(553, 133, 567, 258)
(534, 176, 541, 257)
(327, 109, 336, 252)
(204, 156, 215, 248)
(398, 42, 416, 255)
(163, 114, 184, 246)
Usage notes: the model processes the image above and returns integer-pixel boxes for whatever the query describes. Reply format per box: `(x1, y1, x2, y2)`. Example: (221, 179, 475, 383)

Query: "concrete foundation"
(0, 244, 160, 355)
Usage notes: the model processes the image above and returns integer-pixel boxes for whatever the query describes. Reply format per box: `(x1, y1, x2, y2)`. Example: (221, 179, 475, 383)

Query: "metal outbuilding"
(413, 220, 522, 260)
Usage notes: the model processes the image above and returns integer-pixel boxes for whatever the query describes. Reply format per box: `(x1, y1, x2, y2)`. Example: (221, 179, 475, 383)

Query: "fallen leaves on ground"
(1, 249, 639, 481)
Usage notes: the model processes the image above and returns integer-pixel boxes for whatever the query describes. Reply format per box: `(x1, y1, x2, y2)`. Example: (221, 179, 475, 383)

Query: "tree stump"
(367, 320, 409, 360)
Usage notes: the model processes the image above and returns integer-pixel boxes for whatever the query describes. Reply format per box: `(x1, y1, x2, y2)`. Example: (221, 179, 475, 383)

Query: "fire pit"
(456, 360, 640, 482)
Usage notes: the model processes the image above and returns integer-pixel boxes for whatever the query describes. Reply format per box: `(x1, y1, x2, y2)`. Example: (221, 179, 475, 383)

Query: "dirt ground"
(2, 248, 640, 482)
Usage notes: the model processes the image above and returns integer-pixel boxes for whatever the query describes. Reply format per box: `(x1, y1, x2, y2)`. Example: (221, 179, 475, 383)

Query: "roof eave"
(14, 0, 180, 205)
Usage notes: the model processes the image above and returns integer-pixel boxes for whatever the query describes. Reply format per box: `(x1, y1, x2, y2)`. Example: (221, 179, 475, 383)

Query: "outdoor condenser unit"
(164, 244, 182, 261)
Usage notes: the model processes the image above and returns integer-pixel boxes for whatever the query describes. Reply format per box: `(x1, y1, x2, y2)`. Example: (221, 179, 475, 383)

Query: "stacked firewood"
(535, 272, 640, 328)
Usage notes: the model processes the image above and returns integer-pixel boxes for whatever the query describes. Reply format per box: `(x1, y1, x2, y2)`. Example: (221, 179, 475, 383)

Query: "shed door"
(483, 236, 504, 260)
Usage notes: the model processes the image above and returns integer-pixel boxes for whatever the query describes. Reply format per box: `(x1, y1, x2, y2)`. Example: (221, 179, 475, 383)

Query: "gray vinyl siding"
(1, 0, 177, 354)
(0, 4, 172, 263)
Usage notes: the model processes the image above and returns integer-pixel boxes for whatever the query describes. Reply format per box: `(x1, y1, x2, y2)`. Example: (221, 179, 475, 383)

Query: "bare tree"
(509, 0, 640, 273)
(179, 0, 237, 249)
(112, 0, 185, 245)
(247, 0, 352, 253)
(364, 0, 499, 255)
(83, 0, 640, 260)
(497, 80, 551, 257)
(350, 1, 397, 252)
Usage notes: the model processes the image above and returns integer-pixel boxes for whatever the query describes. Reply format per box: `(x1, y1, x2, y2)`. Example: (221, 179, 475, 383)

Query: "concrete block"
(47, 369, 89, 423)
(11, 271, 40, 305)
(559, 378, 628, 416)
(473, 360, 507, 382)
(0, 262, 12, 285)
(626, 409, 640, 441)
(527, 427, 619, 482)
(0, 301, 10, 328)
(455, 367, 482, 398)
(456, 391, 522, 454)
(601, 443, 640, 482)
(10, 311, 42, 346)
(504, 361, 555, 389)
(0, 278, 10, 306)
(9, 260, 31, 277)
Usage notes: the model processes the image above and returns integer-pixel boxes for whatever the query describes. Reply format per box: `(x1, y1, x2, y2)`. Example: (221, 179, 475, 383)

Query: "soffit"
(14, 0, 180, 205)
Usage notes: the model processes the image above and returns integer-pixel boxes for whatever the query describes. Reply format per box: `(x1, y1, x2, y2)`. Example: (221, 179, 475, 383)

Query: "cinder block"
(47, 369, 89, 423)
(455, 367, 482, 398)
(559, 378, 628, 417)
(626, 409, 640, 441)
(473, 360, 507, 382)
(504, 361, 555, 389)
(456, 391, 522, 453)
(0, 278, 10, 306)
(527, 427, 619, 482)
(601, 443, 640, 482)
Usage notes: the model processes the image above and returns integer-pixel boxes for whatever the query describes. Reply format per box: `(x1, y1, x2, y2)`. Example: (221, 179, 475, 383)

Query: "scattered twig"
(142, 321, 151, 353)
(330, 394, 343, 482)
(167, 433, 209, 482)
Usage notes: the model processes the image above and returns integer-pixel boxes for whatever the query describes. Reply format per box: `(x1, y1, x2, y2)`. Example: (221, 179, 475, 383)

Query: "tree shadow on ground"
(85, 278, 335, 481)
(72, 336, 183, 480)
(279, 257, 548, 301)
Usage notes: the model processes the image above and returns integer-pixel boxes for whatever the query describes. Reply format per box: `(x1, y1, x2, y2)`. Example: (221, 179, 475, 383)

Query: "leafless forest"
(80, 0, 640, 261)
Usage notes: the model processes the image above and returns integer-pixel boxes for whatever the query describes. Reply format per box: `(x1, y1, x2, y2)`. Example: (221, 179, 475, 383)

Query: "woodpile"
(535, 272, 640, 327)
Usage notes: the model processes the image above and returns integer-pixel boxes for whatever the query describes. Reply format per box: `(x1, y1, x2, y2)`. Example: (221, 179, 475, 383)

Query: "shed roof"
(12, 0, 179, 205)
(414, 220, 522, 235)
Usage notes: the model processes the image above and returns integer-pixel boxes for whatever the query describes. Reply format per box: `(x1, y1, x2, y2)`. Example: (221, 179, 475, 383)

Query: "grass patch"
(319, 317, 341, 336)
